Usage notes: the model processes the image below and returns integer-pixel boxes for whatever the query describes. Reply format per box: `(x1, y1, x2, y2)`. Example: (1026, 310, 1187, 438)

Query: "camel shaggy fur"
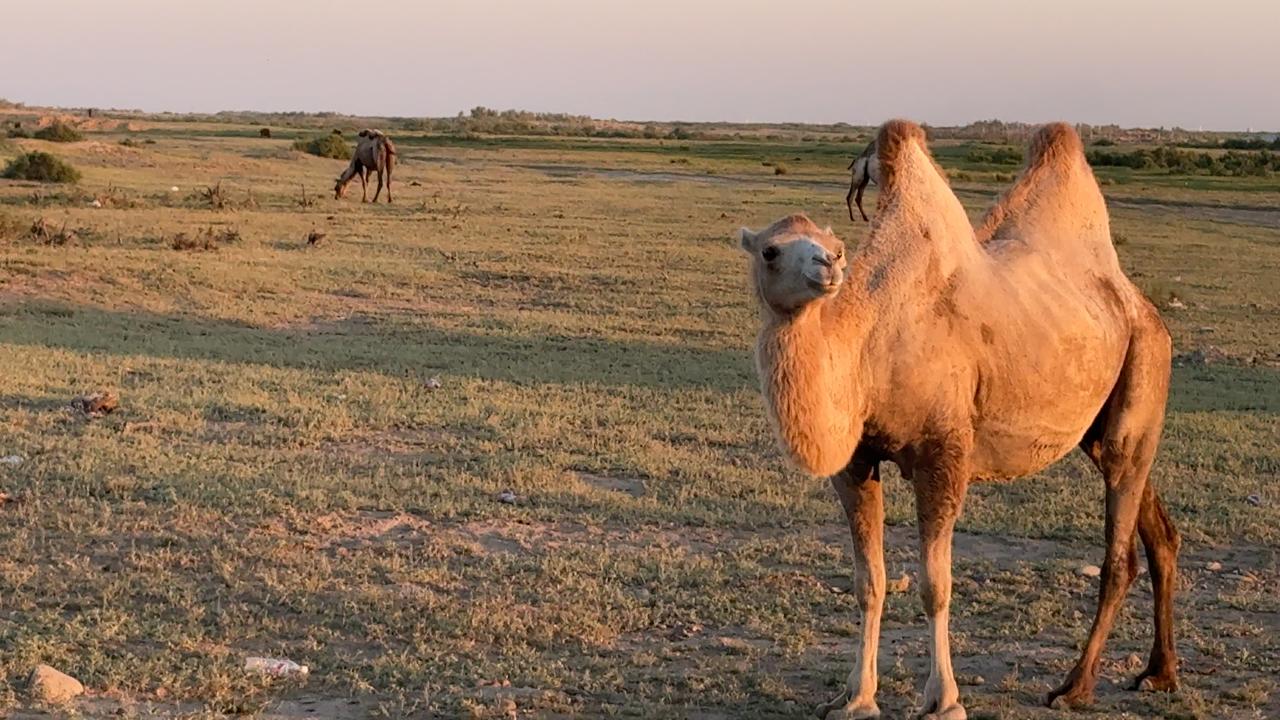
(335, 129, 396, 203)
(739, 120, 1178, 719)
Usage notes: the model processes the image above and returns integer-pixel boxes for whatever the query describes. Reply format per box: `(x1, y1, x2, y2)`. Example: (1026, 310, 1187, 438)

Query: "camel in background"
(335, 129, 396, 203)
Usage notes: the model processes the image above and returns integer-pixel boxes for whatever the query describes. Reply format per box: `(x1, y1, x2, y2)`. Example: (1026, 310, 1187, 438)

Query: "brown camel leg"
(1050, 321, 1171, 708)
(914, 448, 969, 720)
(372, 169, 384, 203)
(819, 459, 885, 720)
(360, 168, 369, 203)
(384, 161, 392, 203)
(1132, 483, 1180, 692)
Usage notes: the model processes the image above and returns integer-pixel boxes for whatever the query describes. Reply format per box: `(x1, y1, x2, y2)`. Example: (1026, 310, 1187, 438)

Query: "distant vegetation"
(33, 122, 83, 143)
(292, 134, 351, 160)
(2, 151, 81, 183)
(965, 146, 1023, 165)
(1088, 147, 1280, 176)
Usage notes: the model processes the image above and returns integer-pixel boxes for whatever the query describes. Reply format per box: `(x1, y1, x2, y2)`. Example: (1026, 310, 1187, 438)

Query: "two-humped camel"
(335, 129, 396, 203)
(739, 120, 1178, 719)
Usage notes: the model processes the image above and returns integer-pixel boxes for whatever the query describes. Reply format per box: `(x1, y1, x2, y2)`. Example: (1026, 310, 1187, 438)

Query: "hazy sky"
(3, 0, 1276, 130)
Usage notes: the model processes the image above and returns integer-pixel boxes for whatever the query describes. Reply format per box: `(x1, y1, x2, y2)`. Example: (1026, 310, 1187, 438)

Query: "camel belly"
(967, 323, 1128, 480)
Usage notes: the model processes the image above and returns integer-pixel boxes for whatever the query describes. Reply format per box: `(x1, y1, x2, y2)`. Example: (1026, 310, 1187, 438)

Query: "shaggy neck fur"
(752, 121, 974, 477)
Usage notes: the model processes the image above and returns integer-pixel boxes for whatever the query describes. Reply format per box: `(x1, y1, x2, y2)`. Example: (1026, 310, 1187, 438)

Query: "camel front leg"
(360, 168, 369, 203)
(820, 459, 885, 719)
(372, 169, 384, 203)
(915, 459, 968, 720)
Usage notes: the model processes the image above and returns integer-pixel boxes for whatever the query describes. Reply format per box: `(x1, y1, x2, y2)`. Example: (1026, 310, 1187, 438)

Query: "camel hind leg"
(1049, 310, 1174, 708)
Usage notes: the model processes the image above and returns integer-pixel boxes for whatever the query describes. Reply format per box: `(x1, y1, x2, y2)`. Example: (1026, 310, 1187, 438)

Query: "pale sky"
(3, 0, 1276, 131)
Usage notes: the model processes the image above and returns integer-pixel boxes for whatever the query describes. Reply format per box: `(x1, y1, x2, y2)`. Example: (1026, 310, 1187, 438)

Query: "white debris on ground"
(425, 376, 443, 390)
(497, 490, 518, 505)
(0, 455, 23, 467)
(1079, 564, 1102, 578)
(243, 656, 309, 678)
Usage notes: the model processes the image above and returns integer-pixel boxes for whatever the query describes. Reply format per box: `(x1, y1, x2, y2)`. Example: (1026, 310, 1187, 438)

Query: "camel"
(738, 120, 1178, 719)
(335, 129, 396, 203)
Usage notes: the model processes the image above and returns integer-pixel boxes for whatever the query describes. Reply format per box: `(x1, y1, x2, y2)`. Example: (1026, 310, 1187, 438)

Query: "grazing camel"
(335, 129, 396, 203)
(738, 120, 1178, 719)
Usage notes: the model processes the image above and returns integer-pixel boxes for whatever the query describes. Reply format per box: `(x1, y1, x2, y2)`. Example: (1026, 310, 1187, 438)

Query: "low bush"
(2, 152, 82, 183)
(34, 122, 83, 143)
(292, 134, 351, 160)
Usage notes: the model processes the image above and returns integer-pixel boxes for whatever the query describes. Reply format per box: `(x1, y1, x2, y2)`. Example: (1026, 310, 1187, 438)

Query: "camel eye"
(835, 249, 844, 260)
(761, 246, 780, 262)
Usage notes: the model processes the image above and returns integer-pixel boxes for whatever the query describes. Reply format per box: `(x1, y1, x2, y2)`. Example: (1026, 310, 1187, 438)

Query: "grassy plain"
(0, 114, 1277, 719)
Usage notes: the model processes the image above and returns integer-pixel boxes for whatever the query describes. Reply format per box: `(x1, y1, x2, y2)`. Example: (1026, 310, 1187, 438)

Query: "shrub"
(292, 134, 351, 160)
(773, 163, 788, 175)
(119, 137, 141, 147)
(2, 152, 82, 183)
(34, 122, 83, 143)
(966, 146, 1022, 165)
(7, 127, 29, 138)
(1091, 138, 1115, 146)
(259, 127, 272, 138)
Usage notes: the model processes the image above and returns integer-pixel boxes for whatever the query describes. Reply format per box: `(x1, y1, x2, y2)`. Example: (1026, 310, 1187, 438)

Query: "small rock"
(1205, 561, 1223, 572)
(1079, 564, 1102, 578)
(243, 656, 309, 678)
(1165, 299, 1186, 310)
(1246, 494, 1262, 507)
(1125, 653, 1144, 670)
(497, 490, 517, 505)
(886, 572, 912, 594)
(71, 391, 119, 418)
(958, 673, 986, 686)
(169, 186, 180, 192)
(424, 377, 442, 390)
(500, 697, 517, 719)
(90, 199, 102, 208)
(0, 454, 23, 467)
(28, 664, 84, 705)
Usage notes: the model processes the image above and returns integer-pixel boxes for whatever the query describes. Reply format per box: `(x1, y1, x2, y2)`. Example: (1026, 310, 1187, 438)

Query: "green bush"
(2, 151, 82, 183)
(292, 134, 351, 160)
(7, 127, 29, 138)
(34, 122, 84, 143)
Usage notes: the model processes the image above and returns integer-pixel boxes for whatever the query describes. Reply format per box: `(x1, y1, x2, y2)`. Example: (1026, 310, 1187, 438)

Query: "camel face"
(334, 178, 346, 199)
(740, 219, 846, 312)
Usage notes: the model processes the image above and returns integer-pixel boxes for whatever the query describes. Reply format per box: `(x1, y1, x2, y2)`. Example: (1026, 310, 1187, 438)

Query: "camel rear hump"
(975, 123, 1112, 256)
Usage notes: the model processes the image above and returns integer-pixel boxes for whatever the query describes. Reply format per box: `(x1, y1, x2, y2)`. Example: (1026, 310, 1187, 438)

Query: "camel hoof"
(1046, 690, 1094, 710)
(815, 691, 879, 719)
(1131, 671, 1179, 693)
(920, 705, 966, 720)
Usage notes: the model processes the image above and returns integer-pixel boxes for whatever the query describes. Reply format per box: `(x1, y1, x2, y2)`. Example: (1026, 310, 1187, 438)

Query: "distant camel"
(740, 120, 1178, 719)
(334, 129, 396, 203)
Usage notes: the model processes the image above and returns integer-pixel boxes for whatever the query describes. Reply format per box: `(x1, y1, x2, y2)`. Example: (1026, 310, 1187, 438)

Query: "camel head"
(334, 176, 348, 199)
(739, 214, 847, 313)
(846, 141, 881, 222)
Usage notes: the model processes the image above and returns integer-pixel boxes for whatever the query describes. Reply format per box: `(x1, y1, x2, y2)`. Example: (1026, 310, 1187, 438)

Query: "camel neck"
(756, 296, 867, 477)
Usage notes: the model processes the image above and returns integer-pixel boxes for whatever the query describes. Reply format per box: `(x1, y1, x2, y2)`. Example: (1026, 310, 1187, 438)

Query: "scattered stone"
(496, 490, 518, 505)
(169, 186, 180, 192)
(1173, 345, 1229, 368)
(1079, 564, 1102, 578)
(886, 572, 912, 594)
(243, 656, 309, 678)
(1246, 494, 1262, 507)
(28, 664, 84, 704)
(958, 673, 986, 686)
(1205, 561, 1223, 572)
(424, 377, 442, 390)
(0, 454, 23, 467)
(1165, 298, 1186, 310)
(669, 622, 703, 640)
(71, 391, 119, 418)
(1124, 653, 1144, 670)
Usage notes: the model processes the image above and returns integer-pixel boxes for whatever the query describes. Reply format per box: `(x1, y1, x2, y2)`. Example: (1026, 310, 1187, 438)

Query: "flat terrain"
(0, 116, 1277, 719)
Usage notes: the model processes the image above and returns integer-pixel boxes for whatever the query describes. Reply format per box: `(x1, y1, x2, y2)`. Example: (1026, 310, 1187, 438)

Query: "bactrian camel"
(335, 129, 396, 203)
(738, 120, 1178, 719)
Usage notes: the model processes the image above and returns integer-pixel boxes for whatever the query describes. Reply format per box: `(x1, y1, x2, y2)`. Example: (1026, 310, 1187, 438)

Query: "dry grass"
(0, 113, 1276, 719)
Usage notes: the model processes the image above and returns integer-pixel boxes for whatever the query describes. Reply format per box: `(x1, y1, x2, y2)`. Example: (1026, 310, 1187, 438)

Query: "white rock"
(0, 455, 23, 467)
(425, 377, 442, 390)
(1205, 561, 1223, 572)
(169, 186, 180, 192)
(243, 656, 308, 677)
(28, 664, 84, 704)
(1079, 564, 1102, 578)
(497, 490, 518, 505)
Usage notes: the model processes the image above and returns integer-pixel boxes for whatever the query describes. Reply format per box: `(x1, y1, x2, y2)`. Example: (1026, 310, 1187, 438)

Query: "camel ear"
(738, 227, 758, 252)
